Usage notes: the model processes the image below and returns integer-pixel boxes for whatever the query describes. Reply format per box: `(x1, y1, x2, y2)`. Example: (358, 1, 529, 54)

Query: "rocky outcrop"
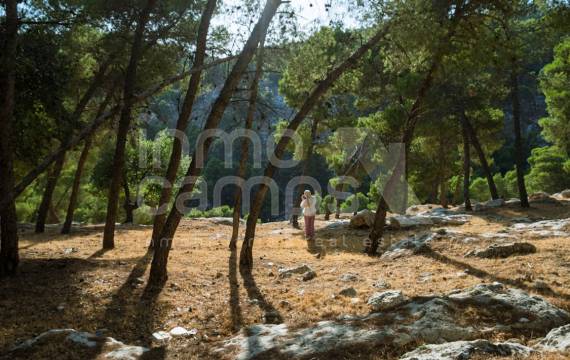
(537, 324, 570, 352)
(529, 192, 561, 205)
(381, 233, 437, 260)
(465, 242, 537, 259)
(216, 283, 570, 359)
(10, 329, 149, 359)
(367, 290, 406, 311)
(278, 264, 314, 278)
(400, 340, 535, 360)
(510, 218, 570, 238)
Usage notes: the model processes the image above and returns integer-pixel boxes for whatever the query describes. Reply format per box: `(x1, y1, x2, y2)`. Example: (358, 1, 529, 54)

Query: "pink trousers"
(304, 216, 315, 238)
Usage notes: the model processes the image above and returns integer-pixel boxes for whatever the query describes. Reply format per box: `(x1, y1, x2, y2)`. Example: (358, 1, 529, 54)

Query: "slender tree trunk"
(35, 153, 66, 233)
(152, 0, 217, 246)
(61, 137, 92, 234)
(103, 0, 158, 249)
(230, 37, 266, 249)
(240, 25, 390, 271)
(148, 0, 282, 286)
(0, 0, 20, 277)
(510, 65, 529, 207)
(291, 118, 318, 228)
(463, 113, 499, 200)
(440, 180, 449, 208)
(364, 2, 465, 256)
(122, 180, 137, 224)
(452, 175, 463, 205)
(61, 92, 113, 234)
(0, 56, 236, 213)
(461, 117, 472, 211)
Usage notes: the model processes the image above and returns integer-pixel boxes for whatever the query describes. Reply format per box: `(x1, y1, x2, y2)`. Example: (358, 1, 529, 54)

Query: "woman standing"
(300, 190, 317, 240)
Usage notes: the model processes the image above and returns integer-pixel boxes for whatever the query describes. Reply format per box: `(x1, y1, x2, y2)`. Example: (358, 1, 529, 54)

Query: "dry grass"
(1, 202, 570, 359)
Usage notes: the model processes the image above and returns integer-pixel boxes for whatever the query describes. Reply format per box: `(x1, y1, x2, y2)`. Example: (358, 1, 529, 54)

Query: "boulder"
(389, 215, 434, 229)
(382, 233, 437, 260)
(10, 329, 149, 359)
(349, 209, 375, 228)
(505, 198, 522, 206)
(537, 324, 570, 352)
(562, 189, 570, 199)
(529, 192, 560, 204)
(406, 204, 442, 215)
(368, 290, 406, 311)
(302, 270, 317, 281)
(400, 339, 534, 360)
(339, 273, 359, 282)
(510, 218, 570, 238)
(483, 198, 505, 208)
(465, 242, 537, 259)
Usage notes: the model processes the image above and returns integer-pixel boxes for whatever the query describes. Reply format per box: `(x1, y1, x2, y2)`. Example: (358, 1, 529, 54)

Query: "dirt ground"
(1, 202, 570, 359)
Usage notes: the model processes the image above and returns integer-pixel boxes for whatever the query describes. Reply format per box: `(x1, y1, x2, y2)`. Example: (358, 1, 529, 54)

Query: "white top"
(300, 195, 317, 217)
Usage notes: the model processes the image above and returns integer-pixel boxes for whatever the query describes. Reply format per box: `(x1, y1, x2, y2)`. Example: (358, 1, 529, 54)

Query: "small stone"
(519, 317, 530, 323)
(152, 331, 172, 342)
(170, 327, 197, 337)
(372, 279, 390, 289)
(279, 300, 291, 308)
(279, 264, 313, 278)
(339, 273, 359, 282)
(302, 270, 317, 281)
(367, 290, 406, 311)
(339, 287, 357, 298)
(57, 303, 65, 312)
(215, 272, 223, 279)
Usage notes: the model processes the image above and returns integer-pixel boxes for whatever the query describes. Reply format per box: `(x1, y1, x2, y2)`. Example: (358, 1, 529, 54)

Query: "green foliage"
(340, 192, 369, 212)
(469, 178, 490, 202)
(184, 206, 234, 219)
(525, 146, 570, 194)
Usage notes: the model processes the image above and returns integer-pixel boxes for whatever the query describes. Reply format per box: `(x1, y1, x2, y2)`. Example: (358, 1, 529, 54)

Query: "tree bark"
(510, 64, 529, 207)
(461, 115, 472, 211)
(151, 0, 217, 245)
(239, 24, 390, 271)
(0, 0, 20, 277)
(148, 0, 282, 286)
(122, 180, 138, 224)
(230, 37, 266, 249)
(463, 113, 499, 200)
(35, 153, 66, 233)
(103, 0, 158, 249)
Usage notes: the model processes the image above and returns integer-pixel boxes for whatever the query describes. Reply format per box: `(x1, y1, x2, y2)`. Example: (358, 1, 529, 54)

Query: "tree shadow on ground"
(229, 247, 243, 332)
(419, 247, 570, 302)
(0, 257, 101, 356)
(92, 250, 167, 359)
(239, 267, 283, 325)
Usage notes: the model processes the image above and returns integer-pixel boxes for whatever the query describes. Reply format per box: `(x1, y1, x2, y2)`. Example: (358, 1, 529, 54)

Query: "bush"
(525, 146, 570, 194)
(341, 192, 369, 213)
(320, 194, 336, 214)
(133, 205, 154, 225)
(16, 202, 36, 223)
(469, 177, 490, 202)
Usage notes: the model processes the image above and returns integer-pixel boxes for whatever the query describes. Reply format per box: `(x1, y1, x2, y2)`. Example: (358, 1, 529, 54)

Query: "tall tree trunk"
(364, 2, 465, 256)
(61, 92, 113, 234)
(103, 0, 158, 249)
(440, 179, 449, 208)
(239, 25, 390, 271)
(151, 0, 217, 246)
(122, 180, 137, 224)
(510, 64, 529, 207)
(35, 153, 66, 233)
(230, 36, 266, 250)
(461, 117, 472, 211)
(0, 0, 20, 277)
(148, 0, 282, 286)
(463, 113, 499, 200)
(291, 118, 318, 228)
(61, 137, 91, 234)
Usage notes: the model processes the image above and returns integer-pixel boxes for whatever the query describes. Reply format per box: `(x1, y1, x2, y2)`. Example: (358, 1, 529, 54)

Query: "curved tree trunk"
(122, 180, 137, 224)
(461, 116, 472, 211)
(0, 0, 19, 277)
(239, 25, 391, 271)
(151, 0, 217, 246)
(148, 0, 282, 286)
(463, 112, 499, 200)
(35, 153, 66, 233)
(230, 36, 266, 249)
(510, 64, 529, 208)
(103, 0, 158, 249)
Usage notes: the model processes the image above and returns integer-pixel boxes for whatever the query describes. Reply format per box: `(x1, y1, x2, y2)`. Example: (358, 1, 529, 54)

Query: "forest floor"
(1, 201, 570, 359)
